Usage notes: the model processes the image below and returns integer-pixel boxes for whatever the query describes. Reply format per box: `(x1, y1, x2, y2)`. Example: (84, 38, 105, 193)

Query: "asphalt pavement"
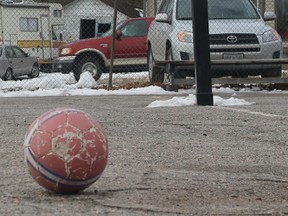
(1, 91, 288, 215)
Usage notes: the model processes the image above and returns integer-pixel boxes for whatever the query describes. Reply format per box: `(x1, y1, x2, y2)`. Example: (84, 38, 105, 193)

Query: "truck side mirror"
(116, 30, 122, 39)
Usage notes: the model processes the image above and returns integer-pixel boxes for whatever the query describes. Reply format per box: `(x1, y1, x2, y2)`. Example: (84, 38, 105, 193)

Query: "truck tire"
(74, 56, 103, 81)
(148, 48, 164, 83)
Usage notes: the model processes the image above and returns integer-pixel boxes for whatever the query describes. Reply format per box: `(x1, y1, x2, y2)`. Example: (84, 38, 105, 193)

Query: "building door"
(80, 19, 96, 39)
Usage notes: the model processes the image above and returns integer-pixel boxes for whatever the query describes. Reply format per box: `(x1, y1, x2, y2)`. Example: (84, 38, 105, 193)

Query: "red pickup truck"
(53, 17, 154, 81)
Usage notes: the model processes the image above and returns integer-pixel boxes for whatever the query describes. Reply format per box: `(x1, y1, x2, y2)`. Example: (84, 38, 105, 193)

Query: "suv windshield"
(177, 0, 260, 20)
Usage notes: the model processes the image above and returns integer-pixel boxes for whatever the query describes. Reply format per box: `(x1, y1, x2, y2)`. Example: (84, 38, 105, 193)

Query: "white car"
(147, 0, 283, 83)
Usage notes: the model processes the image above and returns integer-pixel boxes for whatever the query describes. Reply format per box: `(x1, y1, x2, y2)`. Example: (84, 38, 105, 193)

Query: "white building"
(62, 0, 127, 41)
(0, 1, 64, 62)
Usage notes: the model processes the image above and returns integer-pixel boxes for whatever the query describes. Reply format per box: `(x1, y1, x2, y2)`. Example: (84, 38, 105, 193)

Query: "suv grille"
(210, 47, 260, 52)
(210, 34, 259, 45)
(209, 34, 260, 53)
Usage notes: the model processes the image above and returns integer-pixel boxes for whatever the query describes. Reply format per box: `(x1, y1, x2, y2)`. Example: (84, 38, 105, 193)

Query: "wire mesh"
(0, 0, 287, 92)
(148, 0, 286, 84)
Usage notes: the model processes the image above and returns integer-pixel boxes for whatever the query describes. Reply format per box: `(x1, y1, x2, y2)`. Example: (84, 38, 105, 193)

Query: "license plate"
(223, 54, 244, 59)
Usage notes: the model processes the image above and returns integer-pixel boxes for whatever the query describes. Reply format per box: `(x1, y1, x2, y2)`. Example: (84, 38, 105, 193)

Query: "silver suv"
(147, 0, 283, 83)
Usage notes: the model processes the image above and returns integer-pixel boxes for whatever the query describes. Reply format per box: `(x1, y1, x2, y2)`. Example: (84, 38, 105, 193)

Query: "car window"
(166, 0, 174, 19)
(208, 0, 259, 19)
(12, 47, 27, 58)
(5, 47, 16, 58)
(121, 20, 148, 37)
(101, 20, 124, 37)
(158, 0, 170, 13)
(158, 0, 174, 17)
(176, 0, 259, 20)
(177, 0, 192, 20)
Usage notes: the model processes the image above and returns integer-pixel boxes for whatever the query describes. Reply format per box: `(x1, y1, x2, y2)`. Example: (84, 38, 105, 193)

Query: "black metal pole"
(109, 0, 118, 88)
(191, 0, 213, 106)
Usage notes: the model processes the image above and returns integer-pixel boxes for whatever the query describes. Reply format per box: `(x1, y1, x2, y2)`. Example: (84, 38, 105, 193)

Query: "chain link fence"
(148, 0, 288, 88)
(0, 0, 288, 92)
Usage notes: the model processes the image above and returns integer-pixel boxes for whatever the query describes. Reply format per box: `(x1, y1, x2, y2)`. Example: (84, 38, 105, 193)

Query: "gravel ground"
(1, 91, 288, 215)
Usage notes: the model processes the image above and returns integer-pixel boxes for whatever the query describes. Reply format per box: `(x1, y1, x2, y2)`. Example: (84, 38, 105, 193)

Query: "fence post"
(108, 0, 118, 88)
(191, 0, 213, 106)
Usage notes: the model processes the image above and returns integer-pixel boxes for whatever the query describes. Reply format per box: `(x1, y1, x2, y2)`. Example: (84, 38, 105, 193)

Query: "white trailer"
(0, 1, 65, 70)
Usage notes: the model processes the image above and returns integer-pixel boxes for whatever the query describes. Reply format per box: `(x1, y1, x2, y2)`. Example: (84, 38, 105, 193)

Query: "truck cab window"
(121, 20, 147, 37)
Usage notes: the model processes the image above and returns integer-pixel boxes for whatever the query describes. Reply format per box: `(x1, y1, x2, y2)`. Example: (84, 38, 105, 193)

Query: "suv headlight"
(262, 30, 280, 43)
(178, 31, 193, 43)
(60, 47, 72, 55)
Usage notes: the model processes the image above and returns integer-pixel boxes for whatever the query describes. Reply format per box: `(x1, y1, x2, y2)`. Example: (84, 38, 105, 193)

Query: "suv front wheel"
(148, 48, 164, 83)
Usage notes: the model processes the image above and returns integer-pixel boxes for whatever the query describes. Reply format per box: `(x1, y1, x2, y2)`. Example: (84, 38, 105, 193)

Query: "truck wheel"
(74, 57, 103, 81)
(28, 64, 40, 78)
(148, 48, 164, 83)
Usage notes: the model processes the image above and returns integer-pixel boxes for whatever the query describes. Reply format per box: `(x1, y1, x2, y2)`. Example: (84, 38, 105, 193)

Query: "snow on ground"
(0, 71, 282, 107)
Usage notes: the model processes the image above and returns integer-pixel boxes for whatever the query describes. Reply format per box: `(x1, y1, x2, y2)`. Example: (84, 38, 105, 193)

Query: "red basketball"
(23, 108, 108, 194)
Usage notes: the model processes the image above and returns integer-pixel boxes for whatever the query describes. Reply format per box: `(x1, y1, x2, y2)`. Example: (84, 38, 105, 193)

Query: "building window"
(20, 18, 38, 32)
(96, 23, 111, 37)
(53, 10, 62, 17)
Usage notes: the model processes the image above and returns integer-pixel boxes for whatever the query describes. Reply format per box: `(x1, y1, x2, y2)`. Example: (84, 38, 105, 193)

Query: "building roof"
(34, 0, 143, 17)
(100, 0, 143, 17)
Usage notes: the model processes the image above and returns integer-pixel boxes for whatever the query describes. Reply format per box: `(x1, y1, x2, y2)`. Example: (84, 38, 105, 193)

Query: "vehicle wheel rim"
(166, 48, 173, 84)
(82, 62, 97, 77)
(168, 51, 173, 61)
(31, 67, 39, 77)
(6, 69, 12, 80)
(148, 51, 154, 80)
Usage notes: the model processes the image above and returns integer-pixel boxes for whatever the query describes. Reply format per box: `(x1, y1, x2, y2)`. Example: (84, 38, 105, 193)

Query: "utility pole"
(191, 0, 213, 105)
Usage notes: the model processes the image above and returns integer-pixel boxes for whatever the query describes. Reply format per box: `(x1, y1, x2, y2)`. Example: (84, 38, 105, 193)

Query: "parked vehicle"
(147, 0, 283, 83)
(0, 44, 40, 81)
(53, 17, 154, 81)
